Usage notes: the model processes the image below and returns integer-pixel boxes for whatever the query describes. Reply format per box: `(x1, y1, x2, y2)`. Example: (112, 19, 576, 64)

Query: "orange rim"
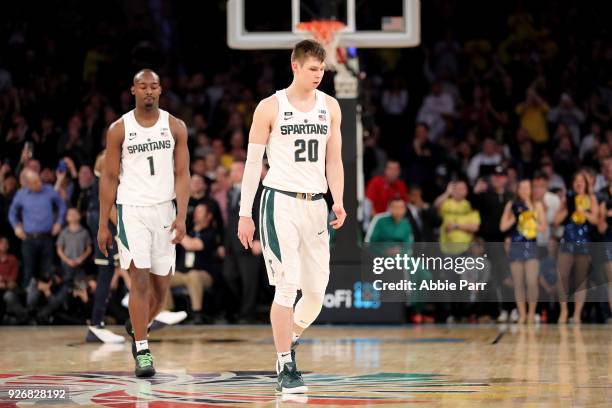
(296, 20, 346, 44)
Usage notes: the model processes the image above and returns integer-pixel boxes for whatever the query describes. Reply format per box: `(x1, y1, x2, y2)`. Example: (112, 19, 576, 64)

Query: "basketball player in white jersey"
(98, 69, 190, 377)
(238, 40, 346, 393)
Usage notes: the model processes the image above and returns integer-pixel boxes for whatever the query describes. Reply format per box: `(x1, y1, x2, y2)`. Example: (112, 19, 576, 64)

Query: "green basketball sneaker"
(135, 350, 156, 378)
(276, 362, 307, 394)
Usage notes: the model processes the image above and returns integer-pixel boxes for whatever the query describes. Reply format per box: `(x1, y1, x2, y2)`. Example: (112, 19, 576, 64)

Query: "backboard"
(227, 0, 420, 50)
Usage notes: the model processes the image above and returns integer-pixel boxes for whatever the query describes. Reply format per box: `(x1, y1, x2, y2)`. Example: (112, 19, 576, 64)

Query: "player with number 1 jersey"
(97, 69, 190, 378)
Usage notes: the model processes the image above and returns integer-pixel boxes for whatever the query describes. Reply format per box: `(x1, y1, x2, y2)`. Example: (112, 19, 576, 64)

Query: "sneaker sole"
(85, 329, 103, 343)
(135, 368, 156, 378)
(276, 385, 308, 394)
(87, 327, 125, 344)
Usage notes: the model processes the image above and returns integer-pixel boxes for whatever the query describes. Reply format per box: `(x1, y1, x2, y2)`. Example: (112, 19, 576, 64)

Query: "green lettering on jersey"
(279, 124, 328, 136)
(126, 140, 172, 154)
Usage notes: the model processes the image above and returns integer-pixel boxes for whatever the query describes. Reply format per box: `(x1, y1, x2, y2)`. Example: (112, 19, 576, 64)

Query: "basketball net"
(296, 20, 346, 71)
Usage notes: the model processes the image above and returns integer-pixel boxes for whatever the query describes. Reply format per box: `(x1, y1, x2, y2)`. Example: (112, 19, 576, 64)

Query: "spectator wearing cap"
(467, 137, 503, 184)
(8, 169, 66, 287)
(365, 160, 409, 215)
(472, 166, 512, 241)
(472, 165, 513, 317)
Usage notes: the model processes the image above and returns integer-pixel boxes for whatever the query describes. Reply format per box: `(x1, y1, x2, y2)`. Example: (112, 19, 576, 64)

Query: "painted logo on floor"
(0, 371, 488, 406)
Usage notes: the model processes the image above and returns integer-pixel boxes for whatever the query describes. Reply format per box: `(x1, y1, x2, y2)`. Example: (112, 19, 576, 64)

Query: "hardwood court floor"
(0, 324, 610, 407)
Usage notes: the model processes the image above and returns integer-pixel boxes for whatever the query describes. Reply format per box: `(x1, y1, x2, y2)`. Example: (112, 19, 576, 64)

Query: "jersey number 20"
(294, 139, 318, 162)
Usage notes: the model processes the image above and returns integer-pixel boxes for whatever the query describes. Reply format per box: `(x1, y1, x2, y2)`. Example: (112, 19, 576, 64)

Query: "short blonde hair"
(291, 40, 326, 64)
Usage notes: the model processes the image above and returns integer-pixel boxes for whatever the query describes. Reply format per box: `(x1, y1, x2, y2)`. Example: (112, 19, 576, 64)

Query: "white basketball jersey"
(263, 89, 330, 194)
(116, 109, 175, 206)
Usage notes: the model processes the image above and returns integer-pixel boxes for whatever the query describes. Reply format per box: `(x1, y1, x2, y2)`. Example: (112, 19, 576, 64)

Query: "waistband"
(25, 232, 52, 239)
(265, 187, 324, 201)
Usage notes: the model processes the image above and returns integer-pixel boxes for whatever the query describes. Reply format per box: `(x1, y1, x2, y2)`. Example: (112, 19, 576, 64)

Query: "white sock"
(277, 352, 292, 367)
(292, 332, 300, 343)
(135, 340, 149, 352)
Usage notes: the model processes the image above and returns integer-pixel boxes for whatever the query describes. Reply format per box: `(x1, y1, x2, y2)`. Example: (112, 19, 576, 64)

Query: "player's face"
(294, 57, 325, 89)
(131, 74, 162, 110)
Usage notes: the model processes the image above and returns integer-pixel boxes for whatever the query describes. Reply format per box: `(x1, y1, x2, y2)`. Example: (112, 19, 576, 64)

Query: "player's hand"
(97, 224, 113, 257)
(330, 203, 346, 230)
(170, 218, 186, 244)
(237, 216, 255, 250)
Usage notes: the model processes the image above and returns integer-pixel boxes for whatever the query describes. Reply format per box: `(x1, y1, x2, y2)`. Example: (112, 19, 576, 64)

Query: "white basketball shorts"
(116, 201, 176, 276)
(259, 188, 330, 294)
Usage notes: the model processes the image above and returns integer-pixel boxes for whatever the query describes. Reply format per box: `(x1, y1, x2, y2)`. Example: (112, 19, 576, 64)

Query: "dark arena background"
(0, 0, 611, 406)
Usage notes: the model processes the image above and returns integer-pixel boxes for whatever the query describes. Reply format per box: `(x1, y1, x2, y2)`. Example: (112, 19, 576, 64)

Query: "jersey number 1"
(147, 156, 155, 175)
(294, 139, 318, 162)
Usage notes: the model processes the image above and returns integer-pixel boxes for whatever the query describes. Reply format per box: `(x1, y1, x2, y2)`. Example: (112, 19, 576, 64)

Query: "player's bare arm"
(237, 96, 277, 249)
(170, 115, 190, 244)
(325, 95, 346, 229)
(98, 119, 124, 256)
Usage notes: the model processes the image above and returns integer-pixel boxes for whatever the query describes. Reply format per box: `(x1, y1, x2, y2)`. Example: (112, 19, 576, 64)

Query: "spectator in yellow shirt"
(434, 180, 481, 255)
(516, 88, 550, 144)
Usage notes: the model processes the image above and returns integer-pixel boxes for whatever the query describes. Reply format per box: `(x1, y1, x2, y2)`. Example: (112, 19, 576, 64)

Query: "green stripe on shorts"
(117, 204, 129, 250)
(260, 189, 267, 251)
(265, 190, 281, 262)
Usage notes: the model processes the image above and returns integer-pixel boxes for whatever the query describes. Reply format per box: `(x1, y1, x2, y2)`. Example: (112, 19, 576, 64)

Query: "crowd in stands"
(1, 0, 611, 325)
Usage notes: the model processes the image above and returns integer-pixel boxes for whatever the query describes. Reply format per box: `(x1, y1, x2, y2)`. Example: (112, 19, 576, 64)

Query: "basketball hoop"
(296, 20, 346, 71)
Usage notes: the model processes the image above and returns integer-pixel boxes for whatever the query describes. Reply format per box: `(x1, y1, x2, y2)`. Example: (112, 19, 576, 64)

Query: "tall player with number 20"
(237, 40, 346, 394)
